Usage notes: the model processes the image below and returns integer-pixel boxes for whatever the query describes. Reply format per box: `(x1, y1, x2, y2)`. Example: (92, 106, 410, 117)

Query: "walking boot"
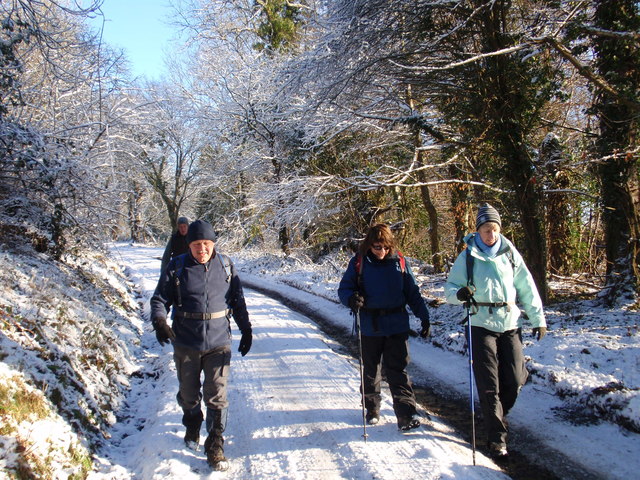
(182, 406, 203, 451)
(204, 431, 228, 471)
(205, 408, 229, 471)
(488, 441, 509, 460)
(366, 409, 380, 425)
(397, 413, 421, 431)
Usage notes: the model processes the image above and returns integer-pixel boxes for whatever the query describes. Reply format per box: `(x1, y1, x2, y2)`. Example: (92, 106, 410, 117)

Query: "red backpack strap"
(397, 251, 406, 273)
(355, 253, 363, 290)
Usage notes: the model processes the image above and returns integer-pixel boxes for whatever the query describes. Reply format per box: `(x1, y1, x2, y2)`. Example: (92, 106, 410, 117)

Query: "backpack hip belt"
(175, 310, 229, 320)
(361, 305, 406, 316)
(473, 301, 515, 313)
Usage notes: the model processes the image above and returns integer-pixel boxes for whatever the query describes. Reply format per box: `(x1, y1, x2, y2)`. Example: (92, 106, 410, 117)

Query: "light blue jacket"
(444, 233, 546, 332)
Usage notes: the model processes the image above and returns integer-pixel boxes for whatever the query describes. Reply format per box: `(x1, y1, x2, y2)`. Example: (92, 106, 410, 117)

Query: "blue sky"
(90, 0, 177, 80)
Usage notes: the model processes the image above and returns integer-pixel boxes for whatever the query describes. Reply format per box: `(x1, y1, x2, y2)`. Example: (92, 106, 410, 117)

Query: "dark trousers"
(173, 344, 231, 427)
(361, 332, 417, 420)
(470, 326, 528, 446)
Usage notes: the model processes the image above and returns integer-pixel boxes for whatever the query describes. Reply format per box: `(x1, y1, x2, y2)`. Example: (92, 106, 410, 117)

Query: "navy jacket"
(338, 252, 430, 336)
(150, 251, 251, 351)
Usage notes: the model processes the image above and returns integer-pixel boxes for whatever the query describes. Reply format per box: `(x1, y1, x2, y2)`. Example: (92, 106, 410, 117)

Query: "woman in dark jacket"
(338, 224, 431, 430)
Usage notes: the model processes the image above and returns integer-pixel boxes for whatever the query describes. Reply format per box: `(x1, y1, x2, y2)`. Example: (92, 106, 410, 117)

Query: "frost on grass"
(0, 246, 142, 476)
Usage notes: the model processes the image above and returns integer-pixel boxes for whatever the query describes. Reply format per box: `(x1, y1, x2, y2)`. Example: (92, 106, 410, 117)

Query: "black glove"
(456, 286, 474, 302)
(348, 293, 365, 311)
(419, 320, 431, 339)
(532, 327, 547, 341)
(154, 318, 175, 345)
(238, 328, 252, 356)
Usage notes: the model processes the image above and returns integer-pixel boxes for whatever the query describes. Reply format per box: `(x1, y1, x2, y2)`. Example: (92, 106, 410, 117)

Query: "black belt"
(175, 310, 228, 320)
(361, 305, 405, 332)
(361, 306, 405, 316)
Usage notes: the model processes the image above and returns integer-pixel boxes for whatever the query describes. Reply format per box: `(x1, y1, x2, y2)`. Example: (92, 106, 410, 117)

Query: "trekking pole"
(466, 298, 476, 466)
(355, 308, 368, 443)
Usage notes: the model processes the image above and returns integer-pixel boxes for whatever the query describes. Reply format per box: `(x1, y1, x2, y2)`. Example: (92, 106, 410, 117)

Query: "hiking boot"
(366, 409, 380, 425)
(398, 413, 421, 431)
(204, 431, 229, 471)
(183, 424, 200, 451)
(488, 442, 508, 460)
(206, 447, 229, 471)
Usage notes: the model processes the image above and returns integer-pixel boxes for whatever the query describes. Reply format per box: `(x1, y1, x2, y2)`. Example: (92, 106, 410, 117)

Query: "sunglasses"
(371, 245, 389, 251)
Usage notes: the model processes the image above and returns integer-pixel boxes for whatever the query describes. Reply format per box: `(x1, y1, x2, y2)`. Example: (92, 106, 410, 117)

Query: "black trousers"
(470, 326, 528, 446)
(361, 332, 417, 420)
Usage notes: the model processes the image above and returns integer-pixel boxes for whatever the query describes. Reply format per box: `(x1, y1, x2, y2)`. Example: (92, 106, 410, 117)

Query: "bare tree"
(0, 0, 138, 256)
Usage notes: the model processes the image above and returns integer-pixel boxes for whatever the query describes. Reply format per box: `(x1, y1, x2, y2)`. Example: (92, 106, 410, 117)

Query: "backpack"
(170, 253, 232, 307)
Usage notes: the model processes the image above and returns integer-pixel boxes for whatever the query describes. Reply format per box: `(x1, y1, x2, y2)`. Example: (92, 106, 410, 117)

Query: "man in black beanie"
(150, 219, 253, 471)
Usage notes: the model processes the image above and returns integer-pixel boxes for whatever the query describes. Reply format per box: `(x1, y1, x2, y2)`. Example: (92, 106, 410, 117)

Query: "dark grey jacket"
(160, 232, 189, 274)
(150, 251, 251, 351)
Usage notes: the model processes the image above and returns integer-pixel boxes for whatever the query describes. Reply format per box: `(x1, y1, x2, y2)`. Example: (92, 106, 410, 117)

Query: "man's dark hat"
(186, 220, 217, 244)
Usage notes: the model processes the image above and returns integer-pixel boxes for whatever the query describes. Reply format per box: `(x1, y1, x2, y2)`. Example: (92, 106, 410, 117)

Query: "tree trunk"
(407, 85, 442, 271)
(506, 146, 549, 302)
(128, 181, 144, 243)
(449, 165, 471, 256)
(541, 134, 573, 275)
(475, 8, 549, 302)
(592, 0, 640, 303)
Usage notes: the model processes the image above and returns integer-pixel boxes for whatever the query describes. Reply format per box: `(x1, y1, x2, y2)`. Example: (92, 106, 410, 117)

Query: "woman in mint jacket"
(444, 203, 546, 459)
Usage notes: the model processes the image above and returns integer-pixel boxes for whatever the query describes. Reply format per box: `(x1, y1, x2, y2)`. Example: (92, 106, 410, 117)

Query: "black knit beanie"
(186, 220, 217, 244)
(476, 203, 501, 230)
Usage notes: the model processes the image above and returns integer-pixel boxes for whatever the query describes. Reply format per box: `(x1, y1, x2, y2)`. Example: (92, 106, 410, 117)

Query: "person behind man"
(444, 203, 546, 459)
(150, 219, 253, 471)
(160, 216, 190, 274)
(338, 224, 431, 431)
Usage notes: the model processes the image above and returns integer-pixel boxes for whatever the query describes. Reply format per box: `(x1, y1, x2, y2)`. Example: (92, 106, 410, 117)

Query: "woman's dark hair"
(358, 224, 397, 257)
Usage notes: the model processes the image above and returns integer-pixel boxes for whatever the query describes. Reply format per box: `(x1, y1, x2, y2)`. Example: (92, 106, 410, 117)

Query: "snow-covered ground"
(2, 242, 638, 479)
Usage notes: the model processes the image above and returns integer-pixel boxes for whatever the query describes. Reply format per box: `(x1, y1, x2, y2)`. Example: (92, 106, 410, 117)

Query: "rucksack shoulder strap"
(397, 251, 406, 273)
(355, 253, 363, 290)
(170, 255, 185, 308)
(218, 253, 232, 283)
(465, 248, 474, 287)
(171, 255, 185, 278)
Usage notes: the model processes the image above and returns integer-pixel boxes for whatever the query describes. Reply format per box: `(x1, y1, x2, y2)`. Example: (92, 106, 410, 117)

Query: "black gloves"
(154, 318, 175, 345)
(532, 327, 547, 341)
(238, 328, 252, 356)
(419, 320, 431, 339)
(456, 286, 474, 302)
(348, 293, 365, 311)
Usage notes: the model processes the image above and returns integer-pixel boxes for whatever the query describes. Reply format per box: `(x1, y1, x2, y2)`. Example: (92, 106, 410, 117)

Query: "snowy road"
(222, 291, 507, 479)
(92, 245, 509, 479)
